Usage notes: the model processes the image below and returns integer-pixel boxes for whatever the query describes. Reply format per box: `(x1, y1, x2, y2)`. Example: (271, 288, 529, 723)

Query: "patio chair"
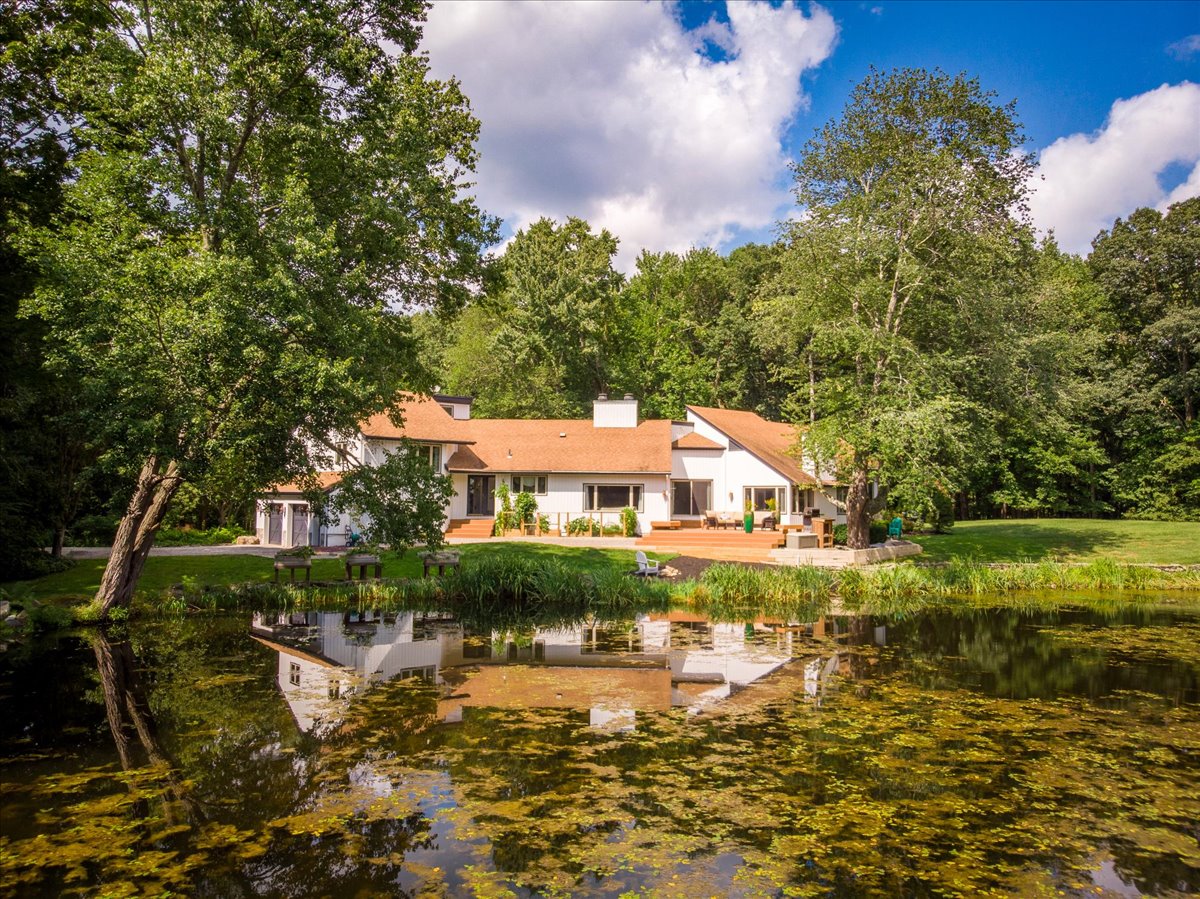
(888, 517, 903, 539)
(703, 510, 718, 529)
(718, 512, 737, 529)
(634, 551, 661, 577)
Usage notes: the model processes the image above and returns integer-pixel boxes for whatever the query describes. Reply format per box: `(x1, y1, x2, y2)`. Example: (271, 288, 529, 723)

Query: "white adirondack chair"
(635, 551, 661, 577)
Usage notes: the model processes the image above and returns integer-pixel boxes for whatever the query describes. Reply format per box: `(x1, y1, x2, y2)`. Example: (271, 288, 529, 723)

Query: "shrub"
(513, 491, 538, 530)
(568, 517, 599, 537)
(833, 521, 890, 546)
(620, 507, 638, 537)
(71, 514, 120, 545)
(155, 525, 250, 546)
(2, 550, 75, 580)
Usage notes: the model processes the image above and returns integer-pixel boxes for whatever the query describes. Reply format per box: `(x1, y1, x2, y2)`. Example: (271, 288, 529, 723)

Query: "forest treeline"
(1, 1, 1196, 585)
(418, 197, 1198, 527)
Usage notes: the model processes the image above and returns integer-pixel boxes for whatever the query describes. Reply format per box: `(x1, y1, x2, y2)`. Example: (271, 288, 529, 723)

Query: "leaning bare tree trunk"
(844, 465, 872, 550)
(94, 456, 183, 617)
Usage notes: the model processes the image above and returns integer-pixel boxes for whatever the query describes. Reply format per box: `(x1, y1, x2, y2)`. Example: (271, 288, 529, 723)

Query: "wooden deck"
(635, 527, 785, 562)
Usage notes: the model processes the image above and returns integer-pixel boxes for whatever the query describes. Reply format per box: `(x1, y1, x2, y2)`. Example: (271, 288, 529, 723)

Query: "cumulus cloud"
(1028, 82, 1200, 253)
(421, 0, 838, 270)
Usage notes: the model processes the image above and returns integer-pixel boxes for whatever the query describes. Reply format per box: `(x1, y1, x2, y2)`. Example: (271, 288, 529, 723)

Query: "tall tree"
(760, 68, 1036, 547)
(443, 217, 624, 417)
(19, 0, 495, 614)
(1090, 198, 1200, 518)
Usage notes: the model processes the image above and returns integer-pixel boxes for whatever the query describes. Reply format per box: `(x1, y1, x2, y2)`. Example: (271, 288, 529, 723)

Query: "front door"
(466, 475, 496, 516)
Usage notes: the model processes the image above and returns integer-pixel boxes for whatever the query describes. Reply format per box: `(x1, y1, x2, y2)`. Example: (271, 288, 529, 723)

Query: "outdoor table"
(421, 551, 461, 577)
(344, 554, 383, 580)
(273, 557, 312, 582)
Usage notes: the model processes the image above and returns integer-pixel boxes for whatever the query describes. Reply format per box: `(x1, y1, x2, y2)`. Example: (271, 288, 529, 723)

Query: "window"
(421, 444, 442, 470)
(399, 666, 436, 683)
(289, 662, 301, 686)
(439, 403, 454, 417)
(584, 484, 643, 511)
(671, 480, 712, 516)
(511, 474, 548, 495)
(835, 486, 849, 504)
(793, 486, 820, 513)
(744, 487, 785, 513)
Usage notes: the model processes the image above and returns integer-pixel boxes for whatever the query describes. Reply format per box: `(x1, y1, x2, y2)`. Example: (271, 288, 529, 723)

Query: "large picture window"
(671, 480, 712, 516)
(584, 484, 643, 511)
(511, 474, 548, 495)
(744, 486, 785, 513)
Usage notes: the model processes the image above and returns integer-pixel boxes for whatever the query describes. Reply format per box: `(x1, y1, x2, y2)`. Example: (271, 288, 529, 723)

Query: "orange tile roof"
(446, 418, 673, 474)
(686, 406, 820, 485)
(270, 471, 343, 495)
(672, 431, 724, 450)
(360, 395, 474, 444)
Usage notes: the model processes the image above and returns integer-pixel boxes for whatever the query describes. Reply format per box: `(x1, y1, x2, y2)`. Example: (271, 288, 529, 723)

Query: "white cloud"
(1028, 82, 1200, 254)
(421, 0, 838, 270)
(1167, 34, 1200, 60)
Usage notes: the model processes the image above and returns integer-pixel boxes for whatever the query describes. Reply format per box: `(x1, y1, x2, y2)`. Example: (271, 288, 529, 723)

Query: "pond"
(1, 598, 1198, 897)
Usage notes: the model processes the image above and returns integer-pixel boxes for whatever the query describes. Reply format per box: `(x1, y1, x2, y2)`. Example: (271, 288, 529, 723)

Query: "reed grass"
(132, 554, 1200, 626)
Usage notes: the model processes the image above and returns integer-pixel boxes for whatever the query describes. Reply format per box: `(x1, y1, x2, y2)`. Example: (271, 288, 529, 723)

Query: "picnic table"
(420, 551, 461, 578)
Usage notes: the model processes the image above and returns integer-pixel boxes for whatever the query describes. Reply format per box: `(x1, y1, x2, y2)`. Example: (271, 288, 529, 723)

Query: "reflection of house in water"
(251, 610, 883, 735)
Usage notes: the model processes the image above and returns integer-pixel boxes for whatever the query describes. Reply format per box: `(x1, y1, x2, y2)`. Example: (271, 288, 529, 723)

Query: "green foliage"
(154, 526, 250, 547)
(330, 444, 454, 553)
(760, 68, 1037, 547)
(2, 549, 75, 581)
(493, 482, 513, 535)
(620, 506, 638, 537)
(15, 0, 495, 608)
(567, 516, 599, 537)
(443, 217, 624, 417)
(512, 491, 538, 530)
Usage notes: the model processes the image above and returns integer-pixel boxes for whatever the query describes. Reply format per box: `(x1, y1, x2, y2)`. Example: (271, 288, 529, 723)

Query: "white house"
(255, 393, 844, 547)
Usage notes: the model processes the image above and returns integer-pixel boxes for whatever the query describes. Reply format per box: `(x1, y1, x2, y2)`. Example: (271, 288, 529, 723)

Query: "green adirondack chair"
(887, 517, 903, 539)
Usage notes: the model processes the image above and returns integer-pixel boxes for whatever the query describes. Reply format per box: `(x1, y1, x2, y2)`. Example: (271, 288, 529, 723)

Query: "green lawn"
(2, 543, 673, 601)
(911, 519, 1200, 565)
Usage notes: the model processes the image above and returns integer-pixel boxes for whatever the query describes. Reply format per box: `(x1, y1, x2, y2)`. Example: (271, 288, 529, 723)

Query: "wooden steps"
(444, 518, 494, 540)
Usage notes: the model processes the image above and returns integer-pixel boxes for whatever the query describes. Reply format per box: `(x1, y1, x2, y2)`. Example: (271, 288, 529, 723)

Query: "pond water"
(1, 599, 1198, 897)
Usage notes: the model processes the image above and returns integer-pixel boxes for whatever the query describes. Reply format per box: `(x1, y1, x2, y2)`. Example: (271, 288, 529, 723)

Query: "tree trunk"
(94, 456, 182, 616)
(52, 524, 65, 558)
(845, 465, 872, 550)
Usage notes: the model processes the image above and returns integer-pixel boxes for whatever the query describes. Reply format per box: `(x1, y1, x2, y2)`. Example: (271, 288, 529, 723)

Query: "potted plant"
(744, 499, 754, 533)
(275, 545, 315, 564)
(764, 496, 778, 529)
(343, 542, 381, 566)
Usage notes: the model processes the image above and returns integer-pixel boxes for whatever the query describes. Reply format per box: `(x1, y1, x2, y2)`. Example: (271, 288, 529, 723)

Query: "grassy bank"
(1, 543, 671, 601)
(912, 518, 1200, 564)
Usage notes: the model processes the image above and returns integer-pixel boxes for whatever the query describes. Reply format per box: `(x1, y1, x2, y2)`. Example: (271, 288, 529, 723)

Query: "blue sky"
(423, 1, 1200, 268)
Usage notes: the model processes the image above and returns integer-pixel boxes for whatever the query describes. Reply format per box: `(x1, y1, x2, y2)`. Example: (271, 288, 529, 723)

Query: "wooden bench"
(650, 520, 681, 530)
(343, 554, 382, 580)
(273, 556, 312, 583)
(420, 551, 461, 578)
